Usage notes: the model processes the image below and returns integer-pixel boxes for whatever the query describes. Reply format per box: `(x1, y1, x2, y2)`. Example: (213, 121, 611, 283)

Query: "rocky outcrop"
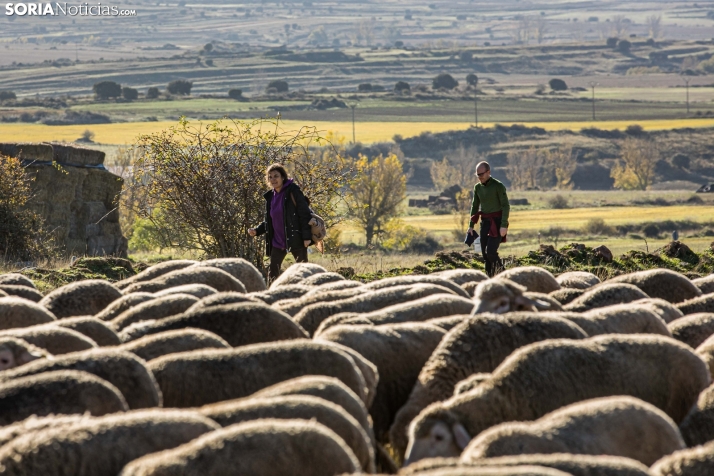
(0, 142, 127, 257)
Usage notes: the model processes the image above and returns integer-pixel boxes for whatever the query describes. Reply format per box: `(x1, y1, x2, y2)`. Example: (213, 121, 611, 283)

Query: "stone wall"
(0, 142, 127, 257)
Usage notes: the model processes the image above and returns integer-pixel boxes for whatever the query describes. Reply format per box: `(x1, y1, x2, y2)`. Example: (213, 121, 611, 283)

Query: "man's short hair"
(476, 161, 490, 172)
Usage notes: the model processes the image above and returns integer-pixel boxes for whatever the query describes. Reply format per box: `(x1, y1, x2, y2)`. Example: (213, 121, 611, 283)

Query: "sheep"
(454, 374, 492, 396)
(496, 266, 561, 293)
(461, 396, 684, 466)
(277, 286, 367, 317)
(696, 335, 714, 381)
(187, 291, 260, 310)
(631, 298, 684, 324)
(0, 414, 89, 447)
(0, 370, 127, 425)
(564, 283, 649, 312)
(306, 279, 363, 292)
(94, 292, 156, 322)
(428, 315, 471, 332)
(402, 454, 653, 476)
(390, 312, 588, 456)
(555, 271, 601, 290)
(549, 287, 586, 305)
(679, 382, 714, 447)
(316, 341, 379, 410)
(115, 260, 197, 290)
(40, 279, 122, 318)
(650, 439, 714, 476)
(111, 294, 199, 331)
(119, 329, 230, 362)
(53, 316, 122, 346)
(301, 271, 347, 286)
(472, 279, 553, 314)
(607, 269, 702, 304)
(0, 296, 57, 330)
(524, 292, 564, 311)
(270, 262, 328, 288)
(405, 335, 710, 464)
(0, 289, 7, 298)
(123, 266, 247, 294)
(317, 323, 447, 441)
(693, 275, 714, 295)
(677, 294, 714, 315)
(250, 284, 313, 305)
(249, 375, 374, 443)
(363, 275, 471, 298)
(189, 257, 267, 292)
(0, 337, 49, 371)
(153, 283, 218, 299)
(0, 273, 37, 288)
(295, 283, 457, 335)
(119, 419, 360, 476)
(668, 313, 714, 348)
(199, 395, 375, 472)
(0, 347, 161, 409)
(408, 468, 574, 476)
(566, 304, 670, 337)
(147, 341, 370, 407)
(0, 324, 97, 354)
(314, 294, 476, 336)
(0, 409, 221, 476)
(119, 302, 308, 347)
(462, 281, 480, 297)
(432, 269, 489, 286)
(0, 285, 43, 302)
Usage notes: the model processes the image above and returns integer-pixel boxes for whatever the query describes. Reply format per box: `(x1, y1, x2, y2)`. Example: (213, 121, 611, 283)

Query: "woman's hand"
(304, 240, 312, 248)
(248, 228, 257, 237)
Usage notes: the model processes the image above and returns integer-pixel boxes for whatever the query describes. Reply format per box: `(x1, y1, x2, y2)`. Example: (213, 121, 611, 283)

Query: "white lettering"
(28, 3, 38, 14)
(54, 2, 65, 14)
(67, 4, 77, 14)
(14, 3, 27, 15)
(42, 3, 54, 14)
(5, 3, 13, 15)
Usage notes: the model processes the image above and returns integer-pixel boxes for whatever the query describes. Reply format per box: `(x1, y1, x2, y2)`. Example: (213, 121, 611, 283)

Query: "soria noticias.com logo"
(5, 3, 137, 16)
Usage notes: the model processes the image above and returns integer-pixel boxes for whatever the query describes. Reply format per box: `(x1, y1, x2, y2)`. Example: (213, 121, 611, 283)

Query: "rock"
(3, 142, 127, 257)
(593, 245, 613, 263)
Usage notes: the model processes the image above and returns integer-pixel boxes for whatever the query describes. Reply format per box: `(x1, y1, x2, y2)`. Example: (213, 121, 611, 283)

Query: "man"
(467, 161, 510, 277)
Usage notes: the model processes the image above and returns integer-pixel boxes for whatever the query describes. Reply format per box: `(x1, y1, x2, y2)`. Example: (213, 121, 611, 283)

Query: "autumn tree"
(544, 143, 577, 190)
(346, 153, 406, 247)
(430, 146, 479, 191)
(506, 146, 546, 190)
(0, 154, 55, 261)
(128, 118, 349, 270)
(611, 137, 659, 190)
(646, 14, 662, 39)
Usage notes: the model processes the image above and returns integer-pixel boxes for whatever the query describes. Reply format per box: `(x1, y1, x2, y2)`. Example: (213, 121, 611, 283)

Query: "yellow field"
(3, 118, 714, 146)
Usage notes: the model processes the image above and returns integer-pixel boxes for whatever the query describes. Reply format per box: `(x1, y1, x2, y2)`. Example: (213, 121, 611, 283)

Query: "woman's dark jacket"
(255, 182, 313, 255)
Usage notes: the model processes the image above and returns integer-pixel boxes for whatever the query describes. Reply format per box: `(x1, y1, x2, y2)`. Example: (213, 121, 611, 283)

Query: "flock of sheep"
(0, 257, 714, 475)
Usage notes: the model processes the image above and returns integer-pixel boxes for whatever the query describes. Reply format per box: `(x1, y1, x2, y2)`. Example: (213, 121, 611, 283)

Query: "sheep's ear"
(452, 423, 471, 450)
(515, 295, 551, 310)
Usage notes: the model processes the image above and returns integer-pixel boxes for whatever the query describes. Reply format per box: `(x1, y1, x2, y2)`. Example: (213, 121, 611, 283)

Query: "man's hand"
(304, 240, 312, 248)
(468, 228, 476, 236)
(308, 218, 317, 226)
(500, 227, 508, 237)
(248, 228, 257, 237)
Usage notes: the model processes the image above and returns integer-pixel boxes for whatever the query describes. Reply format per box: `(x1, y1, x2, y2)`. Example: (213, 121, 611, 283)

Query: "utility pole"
(589, 81, 597, 121)
(350, 104, 356, 144)
(474, 96, 478, 127)
(683, 76, 691, 116)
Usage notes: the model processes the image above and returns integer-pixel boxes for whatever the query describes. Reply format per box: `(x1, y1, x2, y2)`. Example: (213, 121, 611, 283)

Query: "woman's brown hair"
(265, 163, 289, 186)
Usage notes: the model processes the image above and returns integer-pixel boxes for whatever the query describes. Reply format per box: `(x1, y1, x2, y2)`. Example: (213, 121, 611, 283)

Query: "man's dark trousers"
(480, 218, 503, 277)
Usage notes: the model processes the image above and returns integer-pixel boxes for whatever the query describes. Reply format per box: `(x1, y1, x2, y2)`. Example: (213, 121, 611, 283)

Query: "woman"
(248, 163, 313, 281)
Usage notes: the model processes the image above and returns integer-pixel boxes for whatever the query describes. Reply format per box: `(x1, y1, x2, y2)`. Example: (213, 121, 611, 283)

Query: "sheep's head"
(0, 339, 47, 371)
(472, 278, 551, 314)
(404, 407, 471, 466)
